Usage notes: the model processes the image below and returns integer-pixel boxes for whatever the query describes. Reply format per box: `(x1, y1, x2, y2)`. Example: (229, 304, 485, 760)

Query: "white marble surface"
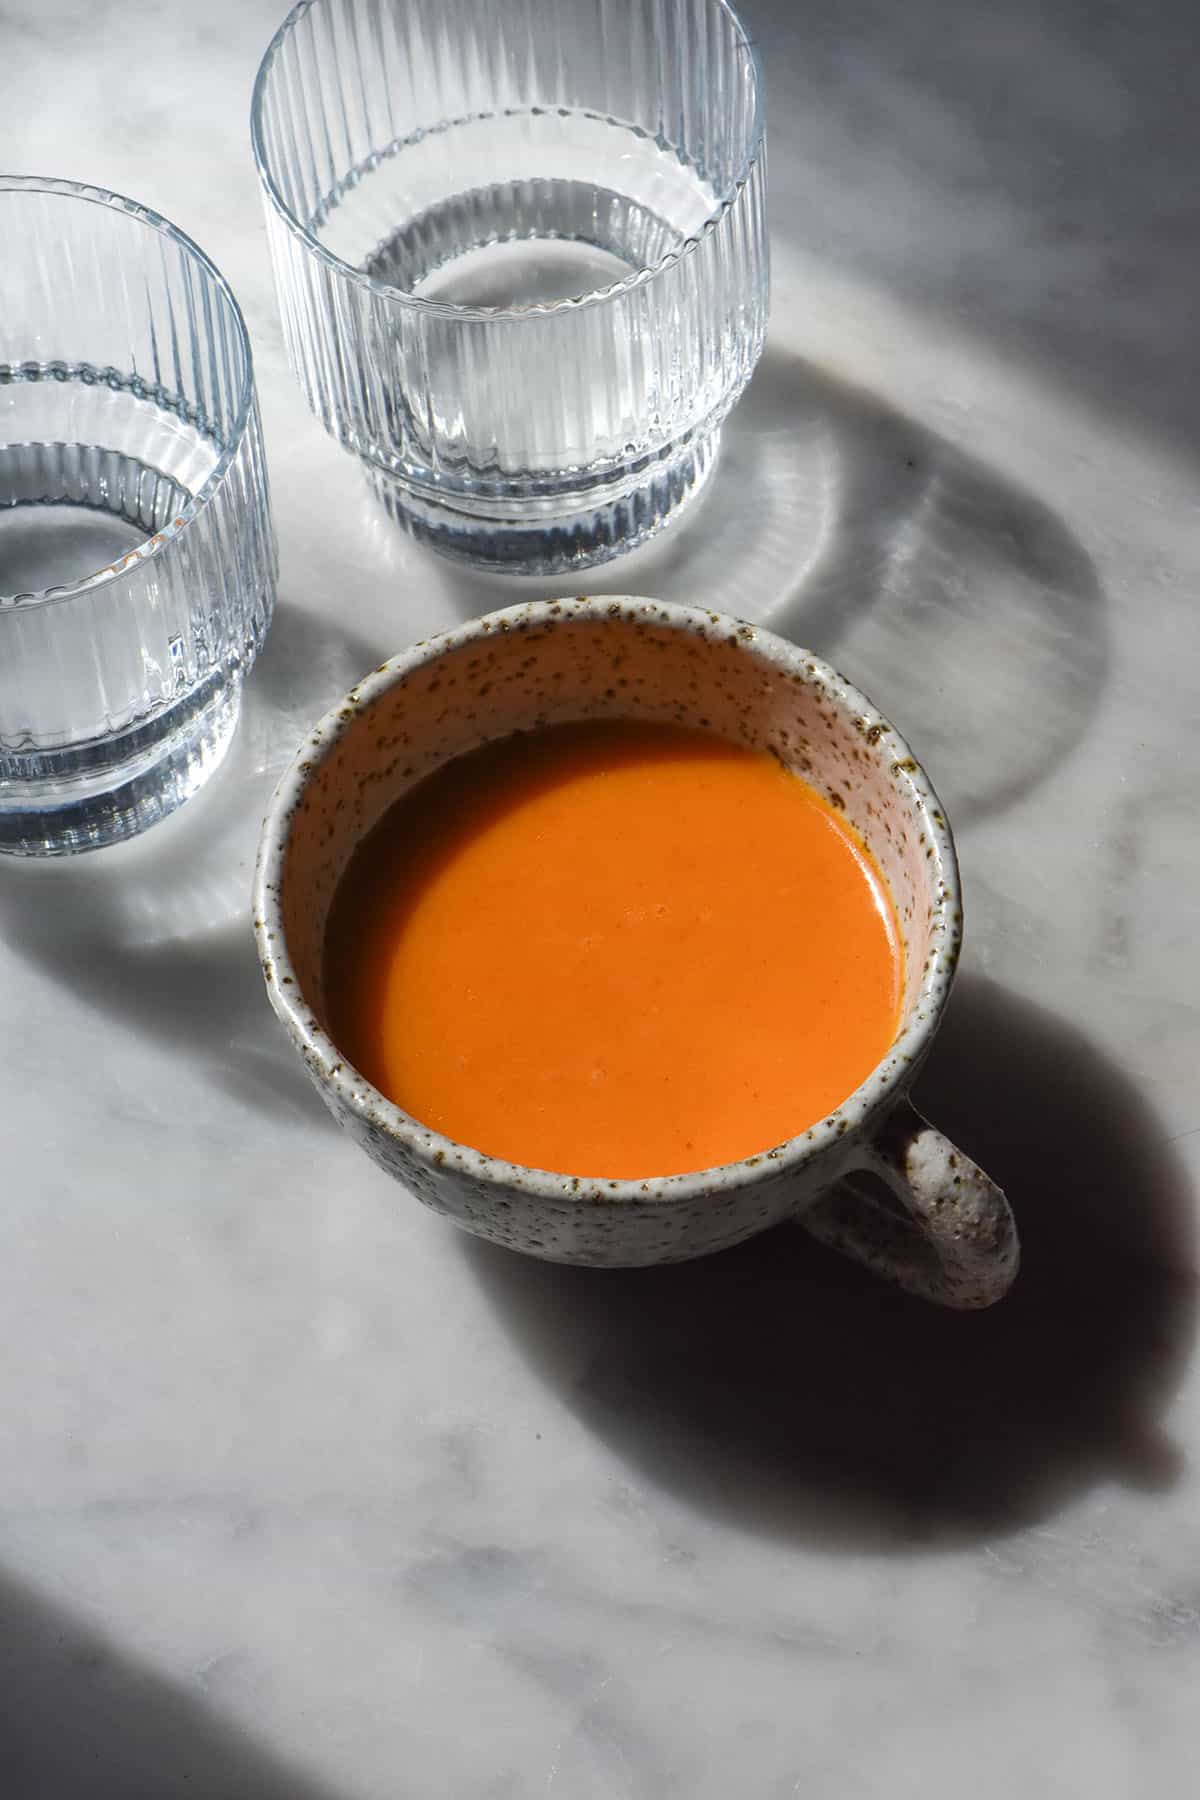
(3, 0, 1200, 1792)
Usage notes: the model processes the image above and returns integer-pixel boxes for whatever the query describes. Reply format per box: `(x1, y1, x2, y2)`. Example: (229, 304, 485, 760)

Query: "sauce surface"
(324, 720, 903, 1178)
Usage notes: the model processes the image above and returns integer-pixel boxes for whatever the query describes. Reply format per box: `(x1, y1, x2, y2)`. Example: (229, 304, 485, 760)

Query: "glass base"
(0, 676, 241, 857)
(367, 431, 720, 576)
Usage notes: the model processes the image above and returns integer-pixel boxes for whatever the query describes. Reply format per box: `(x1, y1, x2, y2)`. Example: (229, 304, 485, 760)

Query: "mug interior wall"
(280, 610, 939, 1034)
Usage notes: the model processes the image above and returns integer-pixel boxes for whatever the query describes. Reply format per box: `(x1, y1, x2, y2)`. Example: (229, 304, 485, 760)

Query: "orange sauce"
(324, 720, 903, 1178)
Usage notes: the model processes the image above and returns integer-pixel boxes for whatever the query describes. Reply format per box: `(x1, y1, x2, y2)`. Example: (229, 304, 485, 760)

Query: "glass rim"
(250, 0, 766, 322)
(0, 175, 260, 612)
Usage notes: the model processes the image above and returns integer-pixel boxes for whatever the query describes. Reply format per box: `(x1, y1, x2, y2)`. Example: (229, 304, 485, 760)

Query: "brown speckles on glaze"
(252, 595, 1015, 1301)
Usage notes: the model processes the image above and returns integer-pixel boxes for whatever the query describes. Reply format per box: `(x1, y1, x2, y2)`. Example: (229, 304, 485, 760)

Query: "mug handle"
(797, 1097, 1020, 1309)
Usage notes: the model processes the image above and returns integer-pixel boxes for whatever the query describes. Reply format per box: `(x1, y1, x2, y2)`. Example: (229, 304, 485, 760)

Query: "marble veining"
(1, 0, 1199, 1794)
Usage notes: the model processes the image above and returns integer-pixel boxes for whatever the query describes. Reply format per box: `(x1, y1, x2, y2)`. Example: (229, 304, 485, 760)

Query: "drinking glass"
(252, 0, 767, 574)
(0, 178, 276, 857)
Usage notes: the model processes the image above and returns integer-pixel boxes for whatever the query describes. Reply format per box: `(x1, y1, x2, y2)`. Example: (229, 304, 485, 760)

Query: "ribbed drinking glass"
(252, 0, 767, 574)
(0, 178, 276, 857)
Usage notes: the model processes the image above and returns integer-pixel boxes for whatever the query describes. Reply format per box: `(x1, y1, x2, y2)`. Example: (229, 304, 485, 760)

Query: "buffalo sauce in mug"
(323, 720, 902, 1179)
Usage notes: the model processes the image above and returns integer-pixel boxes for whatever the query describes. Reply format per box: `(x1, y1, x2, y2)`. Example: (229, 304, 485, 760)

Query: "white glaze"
(255, 597, 1016, 1302)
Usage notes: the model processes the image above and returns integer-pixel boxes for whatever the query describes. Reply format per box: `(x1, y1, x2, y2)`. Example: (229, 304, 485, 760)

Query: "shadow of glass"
(764, 368, 1108, 830)
(430, 346, 1107, 829)
(461, 974, 1196, 1550)
(0, 1569, 343, 1800)
(0, 599, 389, 1126)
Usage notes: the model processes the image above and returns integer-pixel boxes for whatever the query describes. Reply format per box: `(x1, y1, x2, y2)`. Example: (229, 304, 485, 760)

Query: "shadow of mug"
(461, 973, 1196, 1549)
(432, 345, 1108, 831)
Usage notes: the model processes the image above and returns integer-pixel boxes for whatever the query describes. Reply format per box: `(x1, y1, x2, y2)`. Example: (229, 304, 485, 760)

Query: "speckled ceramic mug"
(255, 597, 1019, 1308)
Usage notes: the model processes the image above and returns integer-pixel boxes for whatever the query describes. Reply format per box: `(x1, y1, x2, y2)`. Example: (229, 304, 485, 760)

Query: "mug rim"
(254, 596, 962, 1205)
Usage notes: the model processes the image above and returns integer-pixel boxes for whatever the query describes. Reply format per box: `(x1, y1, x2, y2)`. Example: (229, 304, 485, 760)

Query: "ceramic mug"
(254, 597, 1019, 1308)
